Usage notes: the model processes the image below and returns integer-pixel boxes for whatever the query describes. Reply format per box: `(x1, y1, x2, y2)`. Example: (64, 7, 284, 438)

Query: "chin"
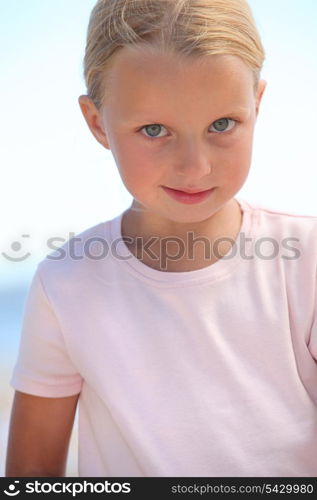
(162, 207, 220, 224)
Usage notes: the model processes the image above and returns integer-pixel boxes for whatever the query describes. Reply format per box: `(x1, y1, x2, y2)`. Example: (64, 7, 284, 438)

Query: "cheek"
(218, 132, 254, 182)
(228, 128, 254, 164)
(112, 138, 160, 192)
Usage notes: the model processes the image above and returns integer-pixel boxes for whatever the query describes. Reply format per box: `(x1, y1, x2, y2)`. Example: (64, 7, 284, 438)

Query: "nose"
(175, 139, 213, 179)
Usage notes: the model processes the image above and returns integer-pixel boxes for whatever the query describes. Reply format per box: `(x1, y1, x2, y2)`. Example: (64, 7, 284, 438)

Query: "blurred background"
(1, 0, 317, 476)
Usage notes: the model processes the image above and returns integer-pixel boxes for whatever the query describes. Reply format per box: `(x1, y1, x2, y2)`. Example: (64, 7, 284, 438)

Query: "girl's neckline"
(109, 198, 256, 287)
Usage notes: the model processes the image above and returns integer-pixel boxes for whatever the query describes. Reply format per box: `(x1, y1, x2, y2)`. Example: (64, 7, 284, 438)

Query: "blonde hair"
(82, 0, 265, 110)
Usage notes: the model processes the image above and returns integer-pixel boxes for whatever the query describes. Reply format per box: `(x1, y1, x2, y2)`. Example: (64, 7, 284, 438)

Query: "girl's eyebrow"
(127, 108, 250, 123)
(127, 108, 250, 125)
(224, 107, 250, 115)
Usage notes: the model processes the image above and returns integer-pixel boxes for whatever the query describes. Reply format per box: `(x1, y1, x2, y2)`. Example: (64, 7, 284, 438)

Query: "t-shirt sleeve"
(308, 271, 317, 362)
(10, 266, 83, 397)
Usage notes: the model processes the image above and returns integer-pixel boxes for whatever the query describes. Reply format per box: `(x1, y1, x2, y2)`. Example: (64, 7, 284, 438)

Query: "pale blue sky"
(1, 0, 317, 282)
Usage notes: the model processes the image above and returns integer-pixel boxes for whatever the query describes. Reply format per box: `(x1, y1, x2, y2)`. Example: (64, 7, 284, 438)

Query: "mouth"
(164, 186, 213, 194)
(161, 185, 216, 205)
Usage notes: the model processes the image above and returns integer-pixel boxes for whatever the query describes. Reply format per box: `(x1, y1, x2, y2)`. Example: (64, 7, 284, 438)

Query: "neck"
(120, 198, 242, 272)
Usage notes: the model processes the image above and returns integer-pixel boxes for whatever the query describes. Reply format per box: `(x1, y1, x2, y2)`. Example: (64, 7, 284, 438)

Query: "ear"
(78, 95, 110, 150)
(255, 79, 267, 117)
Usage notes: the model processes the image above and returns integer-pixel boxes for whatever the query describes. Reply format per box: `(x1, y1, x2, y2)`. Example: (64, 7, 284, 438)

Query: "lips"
(162, 185, 216, 205)
(165, 187, 212, 194)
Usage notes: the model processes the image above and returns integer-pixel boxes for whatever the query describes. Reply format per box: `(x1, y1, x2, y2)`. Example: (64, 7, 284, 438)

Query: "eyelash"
(138, 118, 239, 141)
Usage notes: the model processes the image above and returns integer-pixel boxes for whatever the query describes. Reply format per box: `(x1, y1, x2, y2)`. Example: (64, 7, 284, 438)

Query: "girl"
(6, 0, 317, 477)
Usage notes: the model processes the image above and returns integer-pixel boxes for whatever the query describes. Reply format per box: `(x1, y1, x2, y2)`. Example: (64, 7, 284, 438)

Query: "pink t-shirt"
(10, 198, 317, 477)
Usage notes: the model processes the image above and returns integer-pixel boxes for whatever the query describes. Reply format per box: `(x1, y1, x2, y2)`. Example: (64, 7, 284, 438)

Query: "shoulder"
(36, 216, 117, 299)
(241, 199, 317, 249)
(238, 199, 317, 282)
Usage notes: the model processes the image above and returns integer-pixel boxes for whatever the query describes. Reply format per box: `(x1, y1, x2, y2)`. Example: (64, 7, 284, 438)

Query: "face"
(79, 46, 266, 227)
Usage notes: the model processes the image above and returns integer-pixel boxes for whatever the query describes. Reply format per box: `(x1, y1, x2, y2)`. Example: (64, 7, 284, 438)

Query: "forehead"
(103, 46, 254, 117)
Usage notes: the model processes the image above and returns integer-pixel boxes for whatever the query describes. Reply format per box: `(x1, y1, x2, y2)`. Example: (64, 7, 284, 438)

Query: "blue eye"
(140, 118, 237, 140)
(141, 124, 165, 138)
(211, 118, 236, 133)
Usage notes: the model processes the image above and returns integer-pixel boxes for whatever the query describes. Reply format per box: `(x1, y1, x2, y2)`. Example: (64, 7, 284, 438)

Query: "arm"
(5, 390, 80, 477)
